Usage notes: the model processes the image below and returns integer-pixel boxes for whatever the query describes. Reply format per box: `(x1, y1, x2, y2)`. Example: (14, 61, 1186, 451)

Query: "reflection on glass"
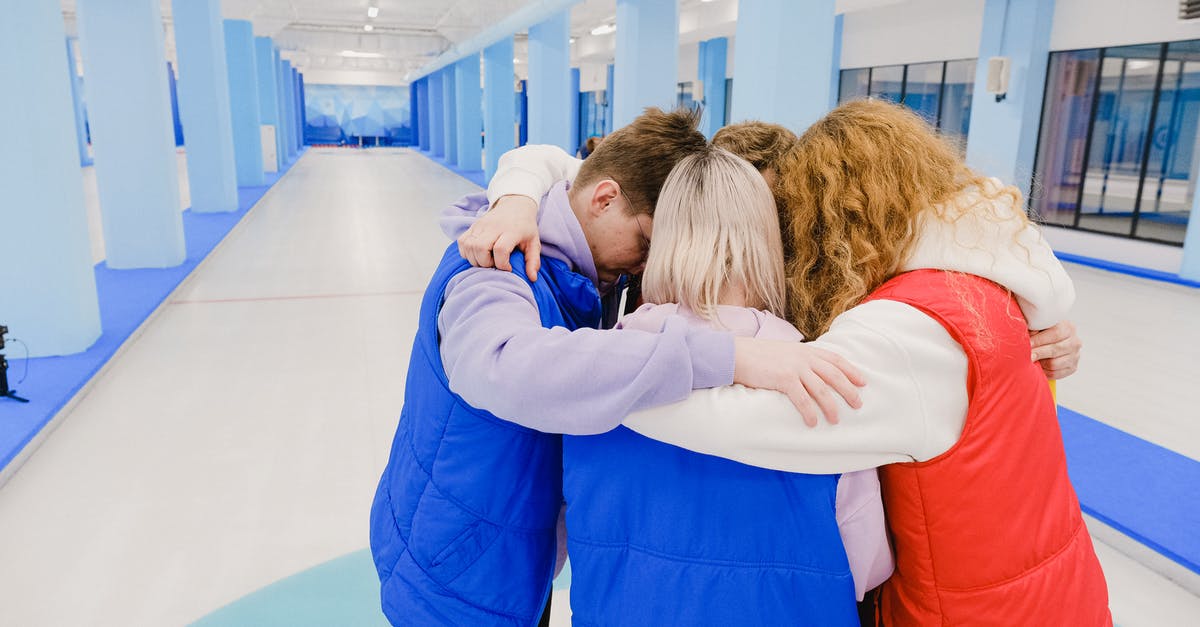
(839, 68, 870, 102)
(1032, 50, 1100, 226)
(869, 65, 904, 102)
(725, 78, 734, 126)
(903, 62, 944, 123)
(1078, 44, 1161, 236)
(940, 60, 976, 149)
(1135, 40, 1200, 243)
(677, 82, 695, 110)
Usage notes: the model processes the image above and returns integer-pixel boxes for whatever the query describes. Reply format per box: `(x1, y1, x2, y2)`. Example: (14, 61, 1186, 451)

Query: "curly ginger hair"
(777, 99, 1025, 338)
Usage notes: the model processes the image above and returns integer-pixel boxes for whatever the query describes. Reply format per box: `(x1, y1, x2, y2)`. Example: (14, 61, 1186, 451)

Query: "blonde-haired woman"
(624, 100, 1111, 625)
(561, 146, 890, 627)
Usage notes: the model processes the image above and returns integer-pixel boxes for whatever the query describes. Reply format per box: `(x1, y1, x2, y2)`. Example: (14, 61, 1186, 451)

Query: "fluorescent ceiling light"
(570, 37, 577, 44)
(1126, 60, 1155, 71)
(591, 23, 616, 36)
(364, 24, 374, 31)
(514, 57, 521, 63)
(367, 6, 379, 18)
(342, 50, 384, 58)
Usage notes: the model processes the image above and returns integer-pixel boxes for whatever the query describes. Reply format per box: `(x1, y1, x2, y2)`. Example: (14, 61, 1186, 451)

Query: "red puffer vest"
(864, 270, 1110, 626)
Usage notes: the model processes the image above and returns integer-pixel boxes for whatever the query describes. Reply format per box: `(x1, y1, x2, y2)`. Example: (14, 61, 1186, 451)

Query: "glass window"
(1077, 44, 1162, 237)
(839, 68, 870, 102)
(902, 62, 944, 123)
(1135, 40, 1200, 244)
(869, 65, 905, 102)
(1032, 49, 1101, 227)
(724, 78, 733, 126)
(940, 59, 976, 148)
(677, 82, 695, 110)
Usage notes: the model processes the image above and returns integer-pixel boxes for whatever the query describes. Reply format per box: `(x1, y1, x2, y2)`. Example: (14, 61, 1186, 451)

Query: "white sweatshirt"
(487, 144, 1076, 475)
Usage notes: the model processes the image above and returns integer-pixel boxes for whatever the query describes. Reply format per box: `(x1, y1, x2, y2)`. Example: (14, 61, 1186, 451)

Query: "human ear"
(590, 180, 621, 216)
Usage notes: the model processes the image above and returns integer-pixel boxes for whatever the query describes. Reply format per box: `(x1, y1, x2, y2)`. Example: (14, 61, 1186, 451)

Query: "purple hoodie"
(436, 181, 735, 435)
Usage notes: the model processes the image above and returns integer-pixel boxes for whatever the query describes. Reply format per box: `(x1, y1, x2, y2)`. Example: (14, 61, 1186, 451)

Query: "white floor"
(0, 148, 1196, 626)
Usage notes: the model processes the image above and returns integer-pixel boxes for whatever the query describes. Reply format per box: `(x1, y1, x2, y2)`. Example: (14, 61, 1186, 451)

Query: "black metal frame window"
(838, 58, 977, 148)
(1032, 40, 1200, 246)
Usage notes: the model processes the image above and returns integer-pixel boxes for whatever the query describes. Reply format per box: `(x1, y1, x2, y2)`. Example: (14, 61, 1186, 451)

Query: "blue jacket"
(563, 426, 860, 626)
(370, 245, 601, 626)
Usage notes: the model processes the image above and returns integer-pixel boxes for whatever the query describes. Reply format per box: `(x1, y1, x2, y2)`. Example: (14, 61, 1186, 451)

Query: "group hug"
(368, 99, 1111, 626)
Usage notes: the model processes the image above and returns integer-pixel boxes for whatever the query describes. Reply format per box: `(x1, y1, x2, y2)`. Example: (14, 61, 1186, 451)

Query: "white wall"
(1042, 226, 1185, 273)
(301, 69, 407, 87)
(579, 61, 607, 92)
(1051, 0, 1200, 51)
(840, 0, 984, 69)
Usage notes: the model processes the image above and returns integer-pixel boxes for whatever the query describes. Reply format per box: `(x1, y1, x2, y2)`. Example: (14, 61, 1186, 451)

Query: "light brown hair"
(778, 99, 1024, 338)
(572, 107, 707, 216)
(642, 147, 786, 321)
(712, 121, 799, 175)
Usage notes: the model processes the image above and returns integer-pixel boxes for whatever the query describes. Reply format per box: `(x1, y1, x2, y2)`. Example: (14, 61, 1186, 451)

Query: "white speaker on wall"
(986, 56, 1011, 102)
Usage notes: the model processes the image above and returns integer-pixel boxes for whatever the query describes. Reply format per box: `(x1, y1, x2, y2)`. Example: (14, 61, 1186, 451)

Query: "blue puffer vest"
(563, 427, 860, 627)
(370, 244, 601, 626)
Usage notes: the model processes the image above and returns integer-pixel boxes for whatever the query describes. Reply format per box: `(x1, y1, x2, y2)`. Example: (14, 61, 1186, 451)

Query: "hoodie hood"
(439, 181, 600, 287)
(902, 178, 1075, 330)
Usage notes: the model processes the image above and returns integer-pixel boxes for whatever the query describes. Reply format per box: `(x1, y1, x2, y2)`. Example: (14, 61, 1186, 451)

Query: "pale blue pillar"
(76, 0, 185, 269)
(65, 38, 92, 166)
(254, 37, 281, 171)
(429, 72, 445, 158)
(455, 55, 483, 171)
(570, 68, 581, 154)
(418, 78, 432, 151)
(732, 0, 837, 133)
(484, 38, 516, 181)
(278, 58, 297, 161)
(1183, 205, 1200, 280)
(605, 63, 615, 135)
(699, 37, 728, 138)
(964, 0, 1055, 200)
(172, 0, 238, 213)
(830, 15, 844, 109)
(224, 20, 263, 186)
(298, 73, 307, 144)
(0, 0, 100, 356)
(528, 10, 572, 148)
(613, 0, 678, 129)
(295, 70, 305, 147)
(443, 66, 458, 164)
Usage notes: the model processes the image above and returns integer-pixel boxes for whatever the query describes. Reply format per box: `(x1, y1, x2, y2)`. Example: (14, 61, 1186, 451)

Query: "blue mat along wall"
(0, 152, 304, 475)
(303, 84, 412, 146)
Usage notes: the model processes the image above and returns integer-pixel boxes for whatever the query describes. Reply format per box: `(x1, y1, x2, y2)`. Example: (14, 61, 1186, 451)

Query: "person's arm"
(1030, 319, 1082, 379)
(836, 470, 894, 601)
(439, 270, 866, 433)
(459, 146, 583, 280)
(622, 300, 969, 474)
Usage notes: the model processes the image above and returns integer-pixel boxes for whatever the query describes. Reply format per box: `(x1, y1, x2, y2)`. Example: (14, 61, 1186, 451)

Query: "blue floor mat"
(1059, 406, 1200, 575)
(0, 152, 304, 473)
(419, 148, 486, 188)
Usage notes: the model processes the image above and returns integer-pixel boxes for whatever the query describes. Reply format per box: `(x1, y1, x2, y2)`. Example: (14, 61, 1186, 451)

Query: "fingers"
(493, 233, 519, 272)
(800, 371, 840, 425)
(1030, 320, 1074, 348)
(1030, 337, 1072, 363)
(813, 360, 863, 410)
(808, 347, 867, 388)
(1039, 354, 1079, 380)
(525, 238, 542, 281)
(457, 230, 497, 269)
(783, 380, 820, 428)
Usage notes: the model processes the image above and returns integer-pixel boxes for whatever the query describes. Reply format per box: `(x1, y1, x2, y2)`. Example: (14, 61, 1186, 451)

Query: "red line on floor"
(170, 290, 425, 305)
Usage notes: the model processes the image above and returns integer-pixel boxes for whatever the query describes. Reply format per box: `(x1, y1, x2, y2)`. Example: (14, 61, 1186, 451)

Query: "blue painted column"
(0, 0, 100, 356)
(168, 63, 185, 146)
(443, 66, 458, 164)
(455, 55, 483, 171)
(223, 20, 263, 186)
(172, 0, 238, 213)
(613, 0, 678, 129)
(484, 38, 516, 180)
(429, 71, 446, 158)
(528, 10, 572, 148)
(418, 78, 432, 151)
(570, 68, 581, 154)
(605, 63, 615, 135)
(732, 0, 837, 133)
(698, 37, 728, 138)
(1183, 204, 1200, 279)
(279, 58, 297, 161)
(298, 73, 307, 144)
(965, 0, 1055, 200)
(255, 37, 281, 172)
(65, 38, 92, 166)
(76, 0, 185, 269)
(830, 15, 844, 110)
(293, 69, 303, 148)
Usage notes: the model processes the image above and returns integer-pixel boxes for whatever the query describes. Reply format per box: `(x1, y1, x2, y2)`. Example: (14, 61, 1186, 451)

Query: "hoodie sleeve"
(622, 300, 970, 473)
(486, 145, 584, 206)
(437, 267, 736, 435)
